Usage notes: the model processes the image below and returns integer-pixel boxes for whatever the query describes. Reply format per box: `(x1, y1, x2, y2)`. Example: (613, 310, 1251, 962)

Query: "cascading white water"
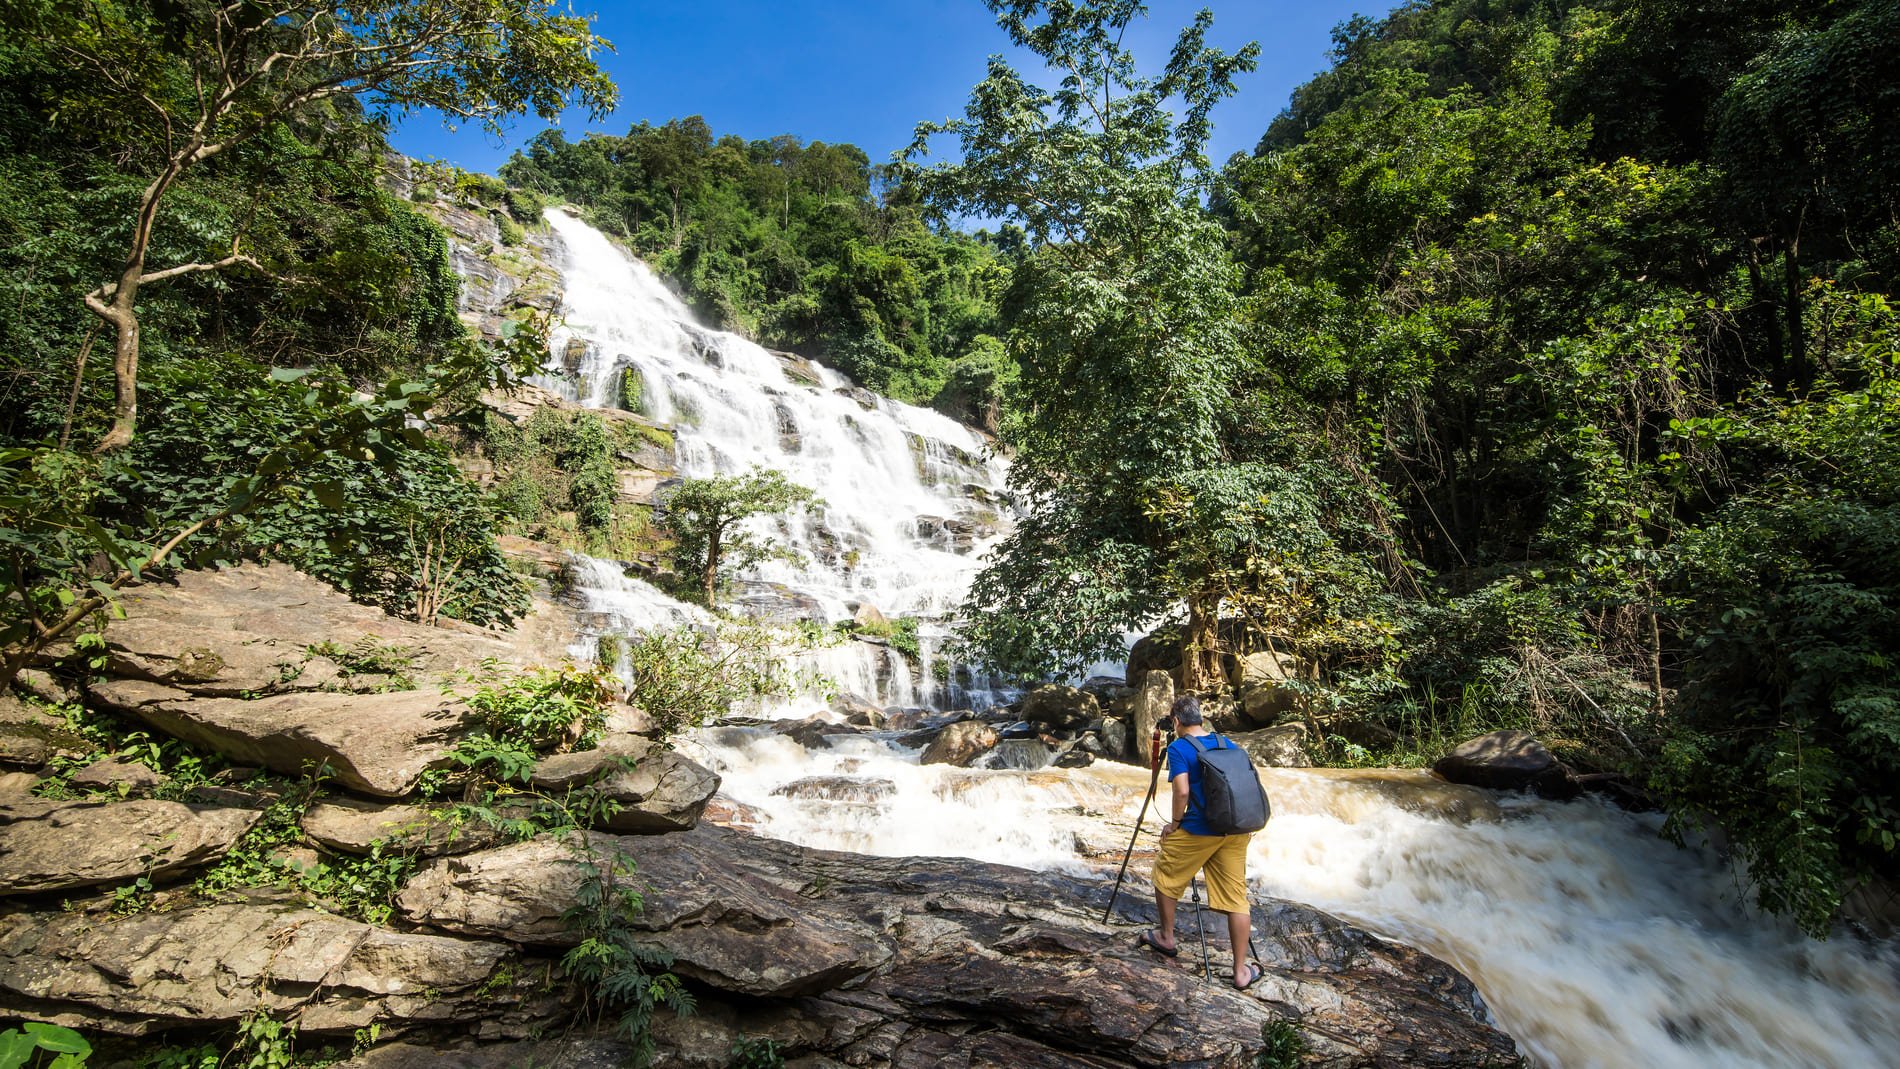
(538, 207, 1010, 709)
(528, 209, 1899, 1069)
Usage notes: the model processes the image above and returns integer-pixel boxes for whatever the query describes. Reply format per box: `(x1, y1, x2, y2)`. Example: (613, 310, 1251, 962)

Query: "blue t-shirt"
(1166, 733, 1234, 836)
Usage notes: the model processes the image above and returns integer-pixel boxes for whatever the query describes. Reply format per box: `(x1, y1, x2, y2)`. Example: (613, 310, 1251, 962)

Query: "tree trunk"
(701, 526, 722, 608)
(1784, 241, 1807, 390)
(89, 156, 188, 454)
(1649, 610, 1666, 717)
(1182, 591, 1223, 695)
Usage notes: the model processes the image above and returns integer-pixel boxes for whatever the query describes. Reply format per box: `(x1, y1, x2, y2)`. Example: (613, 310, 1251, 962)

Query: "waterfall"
(537, 207, 1011, 709)
(529, 209, 1899, 1069)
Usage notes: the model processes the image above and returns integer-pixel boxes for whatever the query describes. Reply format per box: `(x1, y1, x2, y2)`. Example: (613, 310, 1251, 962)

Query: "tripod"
(1102, 725, 1166, 924)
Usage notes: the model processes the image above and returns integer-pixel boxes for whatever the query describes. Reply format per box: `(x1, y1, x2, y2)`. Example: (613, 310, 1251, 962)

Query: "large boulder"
(1433, 730, 1571, 795)
(1125, 628, 1185, 686)
(94, 563, 569, 697)
(529, 736, 720, 833)
(1232, 650, 1305, 726)
(1128, 669, 1174, 763)
(1019, 684, 1099, 730)
(828, 692, 886, 728)
(1230, 724, 1313, 768)
(0, 904, 507, 1035)
(301, 799, 505, 858)
(918, 721, 999, 767)
(0, 799, 259, 895)
(89, 680, 469, 797)
(396, 828, 892, 997)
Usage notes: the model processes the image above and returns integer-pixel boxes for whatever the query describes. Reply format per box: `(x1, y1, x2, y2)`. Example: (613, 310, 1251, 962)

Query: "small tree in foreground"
(660, 469, 818, 608)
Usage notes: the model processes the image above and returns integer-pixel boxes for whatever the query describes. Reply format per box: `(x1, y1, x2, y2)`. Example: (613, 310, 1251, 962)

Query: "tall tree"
(9, 0, 617, 453)
(661, 469, 817, 608)
(903, 0, 1257, 687)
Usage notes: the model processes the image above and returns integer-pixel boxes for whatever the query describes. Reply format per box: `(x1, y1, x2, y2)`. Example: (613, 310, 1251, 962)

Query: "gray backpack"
(1185, 734, 1270, 834)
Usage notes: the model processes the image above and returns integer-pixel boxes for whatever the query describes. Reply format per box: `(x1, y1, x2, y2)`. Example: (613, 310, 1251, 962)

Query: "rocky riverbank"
(0, 564, 1519, 1066)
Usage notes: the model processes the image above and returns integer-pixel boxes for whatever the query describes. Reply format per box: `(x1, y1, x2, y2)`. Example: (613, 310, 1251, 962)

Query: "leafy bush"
(0, 1021, 91, 1068)
(624, 624, 801, 740)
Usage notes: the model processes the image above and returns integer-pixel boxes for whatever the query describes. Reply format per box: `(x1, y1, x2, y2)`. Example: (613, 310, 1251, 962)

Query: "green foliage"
(306, 637, 419, 691)
(500, 119, 1008, 409)
(462, 660, 617, 753)
(482, 408, 654, 559)
(623, 624, 802, 740)
(727, 1037, 784, 1069)
(559, 835, 694, 1065)
(1254, 1019, 1307, 1069)
(0, 1022, 91, 1069)
(194, 777, 418, 925)
(660, 469, 818, 607)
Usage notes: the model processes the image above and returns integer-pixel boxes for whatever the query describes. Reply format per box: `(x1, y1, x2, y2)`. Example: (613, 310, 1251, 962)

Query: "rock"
(828, 692, 885, 729)
(1018, 684, 1099, 729)
(0, 903, 507, 1035)
(1128, 670, 1173, 762)
(89, 680, 469, 798)
(771, 717, 862, 750)
(301, 799, 504, 857)
(96, 563, 564, 698)
(1126, 628, 1185, 687)
(918, 721, 998, 767)
(1230, 724, 1313, 768)
(1232, 650, 1304, 726)
(530, 737, 720, 833)
(397, 828, 892, 996)
(1433, 730, 1571, 795)
(980, 739, 1052, 771)
(850, 602, 890, 630)
(338, 1039, 635, 1069)
(12, 669, 76, 706)
(993, 720, 1039, 739)
(1099, 718, 1128, 762)
(699, 794, 765, 831)
(0, 693, 84, 768)
(68, 757, 169, 793)
(0, 800, 259, 894)
(1077, 675, 1131, 705)
(771, 777, 897, 804)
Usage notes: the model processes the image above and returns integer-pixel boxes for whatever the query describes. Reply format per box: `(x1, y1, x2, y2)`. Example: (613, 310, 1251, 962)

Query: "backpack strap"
(1183, 734, 1227, 753)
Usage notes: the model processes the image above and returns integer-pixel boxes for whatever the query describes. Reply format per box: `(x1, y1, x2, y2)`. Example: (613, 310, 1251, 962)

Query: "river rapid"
(532, 208, 1900, 1069)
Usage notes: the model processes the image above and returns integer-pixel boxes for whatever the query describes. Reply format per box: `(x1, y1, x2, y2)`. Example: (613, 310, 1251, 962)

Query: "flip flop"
(1136, 929, 1179, 958)
(1234, 962, 1264, 991)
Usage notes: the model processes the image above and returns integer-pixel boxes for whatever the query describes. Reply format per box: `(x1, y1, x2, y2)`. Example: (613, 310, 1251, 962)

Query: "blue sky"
(389, 2, 1376, 176)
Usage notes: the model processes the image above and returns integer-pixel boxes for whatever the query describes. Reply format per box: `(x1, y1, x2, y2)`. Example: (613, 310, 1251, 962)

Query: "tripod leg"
(1191, 877, 1211, 983)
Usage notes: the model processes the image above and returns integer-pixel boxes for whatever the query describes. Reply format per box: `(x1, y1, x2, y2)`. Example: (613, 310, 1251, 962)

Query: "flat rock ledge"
(0, 820, 1517, 1066)
(0, 904, 509, 1036)
(89, 680, 469, 797)
(0, 799, 260, 895)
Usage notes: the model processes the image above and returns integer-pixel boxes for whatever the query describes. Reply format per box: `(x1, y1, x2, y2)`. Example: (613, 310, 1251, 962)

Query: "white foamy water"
(524, 209, 1900, 1069)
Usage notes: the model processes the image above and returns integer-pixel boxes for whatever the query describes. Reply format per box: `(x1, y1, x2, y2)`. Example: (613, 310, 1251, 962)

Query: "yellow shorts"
(1151, 829, 1253, 914)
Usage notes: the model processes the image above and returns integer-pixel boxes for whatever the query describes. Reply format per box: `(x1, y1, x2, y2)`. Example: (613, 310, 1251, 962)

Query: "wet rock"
(68, 757, 169, 793)
(850, 602, 890, 630)
(1280, 768, 1504, 826)
(828, 692, 885, 728)
(1231, 724, 1313, 768)
(1019, 684, 1099, 730)
(919, 721, 999, 767)
(731, 581, 826, 624)
(0, 903, 507, 1035)
(530, 737, 720, 833)
(1232, 650, 1304, 726)
(771, 777, 897, 804)
(301, 799, 504, 857)
(1100, 718, 1129, 763)
(981, 739, 1053, 772)
(1433, 730, 1570, 795)
(0, 800, 259, 894)
(700, 794, 765, 832)
(994, 720, 1039, 740)
(89, 680, 469, 798)
(772, 717, 862, 750)
(397, 829, 892, 997)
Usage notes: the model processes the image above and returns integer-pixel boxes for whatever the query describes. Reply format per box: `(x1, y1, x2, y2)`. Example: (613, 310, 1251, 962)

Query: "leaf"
(22, 1023, 90, 1056)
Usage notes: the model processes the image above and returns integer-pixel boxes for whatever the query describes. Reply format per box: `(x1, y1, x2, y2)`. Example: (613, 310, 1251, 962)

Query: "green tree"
(660, 469, 817, 608)
(903, 0, 1258, 687)
(9, 0, 616, 453)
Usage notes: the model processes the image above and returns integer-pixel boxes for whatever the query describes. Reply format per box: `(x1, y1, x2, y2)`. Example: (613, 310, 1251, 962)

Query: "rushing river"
(527, 208, 1900, 1069)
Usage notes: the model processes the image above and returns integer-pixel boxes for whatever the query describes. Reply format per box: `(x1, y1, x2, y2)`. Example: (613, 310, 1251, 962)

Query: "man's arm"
(1162, 773, 1191, 835)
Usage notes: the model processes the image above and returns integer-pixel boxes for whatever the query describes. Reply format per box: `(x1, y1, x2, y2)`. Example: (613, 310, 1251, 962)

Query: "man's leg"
(1150, 886, 1178, 951)
(1225, 908, 1252, 986)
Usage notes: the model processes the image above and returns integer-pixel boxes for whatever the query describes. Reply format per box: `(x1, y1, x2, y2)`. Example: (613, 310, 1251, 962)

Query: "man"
(1137, 695, 1262, 990)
